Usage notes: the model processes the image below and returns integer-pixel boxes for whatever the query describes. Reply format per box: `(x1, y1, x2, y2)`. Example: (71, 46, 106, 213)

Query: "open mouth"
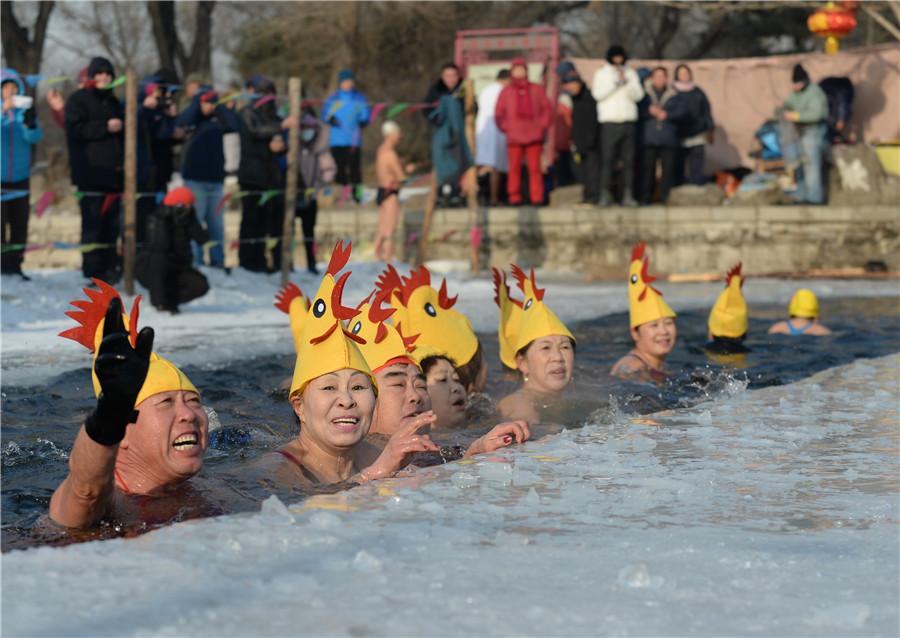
(172, 433, 199, 450)
(451, 397, 466, 411)
(548, 368, 567, 376)
(332, 416, 360, 432)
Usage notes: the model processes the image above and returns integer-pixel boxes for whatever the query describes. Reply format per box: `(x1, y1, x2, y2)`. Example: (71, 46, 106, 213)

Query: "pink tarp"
(572, 43, 900, 171)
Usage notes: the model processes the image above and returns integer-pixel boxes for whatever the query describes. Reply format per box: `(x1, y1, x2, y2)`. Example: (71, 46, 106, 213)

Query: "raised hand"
(85, 297, 154, 446)
(466, 420, 531, 457)
(358, 411, 439, 482)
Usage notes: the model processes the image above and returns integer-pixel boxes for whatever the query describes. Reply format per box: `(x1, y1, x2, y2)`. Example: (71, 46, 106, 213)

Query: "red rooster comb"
(274, 282, 308, 315)
(59, 278, 140, 352)
(437, 279, 458, 310)
(399, 265, 432, 306)
(326, 239, 352, 277)
(631, 241, 646, 262)
(395, 322, 420, 352)
(510, 264, 545, 301)
(375, 263, 404, 304)
(367, 289, 396, 324)
(725, 262, 743, 288)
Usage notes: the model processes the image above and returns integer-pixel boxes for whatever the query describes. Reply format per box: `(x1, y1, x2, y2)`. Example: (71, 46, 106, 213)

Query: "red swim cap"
(163, 186, 195, 207)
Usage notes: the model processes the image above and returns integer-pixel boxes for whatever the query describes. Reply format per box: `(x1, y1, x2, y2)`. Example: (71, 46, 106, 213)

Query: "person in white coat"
(475, 69, 510, 205)
(591, 44, 644, 207)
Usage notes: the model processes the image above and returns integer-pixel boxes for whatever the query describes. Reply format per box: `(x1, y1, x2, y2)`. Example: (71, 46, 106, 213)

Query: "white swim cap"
(382, 120, 400, 137)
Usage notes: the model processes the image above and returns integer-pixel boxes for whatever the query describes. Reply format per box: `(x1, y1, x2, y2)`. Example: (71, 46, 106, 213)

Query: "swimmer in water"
(374, 120, 415, 262)
(264, 241, 439, 485)
(351, 289, 529, 457)
(704, 263, 751, 355)
(768, 288, 832, 336)
(493, 265, 577, 423)
(419, 353, 468, 428)
(376, 264, 487, 393)
(611, 242, 677, 381)
(50, 280, 207, 529)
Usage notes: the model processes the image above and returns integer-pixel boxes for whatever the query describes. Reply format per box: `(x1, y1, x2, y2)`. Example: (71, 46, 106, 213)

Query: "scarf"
(673, 80, 695, 93)
(513, 78, 534, 119)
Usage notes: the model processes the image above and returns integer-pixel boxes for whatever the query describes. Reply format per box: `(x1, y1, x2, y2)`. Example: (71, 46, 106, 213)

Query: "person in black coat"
(559, 63, 601, 205)
(64, 56, 125, 282)
(672, 64, 714, 186)
(237, 75, 294, 272)
(136, 186, 209, 313)
(637, 67, 688, 205)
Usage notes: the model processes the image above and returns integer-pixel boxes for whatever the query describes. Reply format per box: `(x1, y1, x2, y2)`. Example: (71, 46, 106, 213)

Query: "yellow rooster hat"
(59, 279, 198, 406)
(628, 242, 676, 329)
(349, 289, 419, 374)
(375, 264, 478, 367)
(492, 265, 574, 369)
(708, 263, 748, 338)
(288, 240, 374, 398)
(274, 281, 310, 354)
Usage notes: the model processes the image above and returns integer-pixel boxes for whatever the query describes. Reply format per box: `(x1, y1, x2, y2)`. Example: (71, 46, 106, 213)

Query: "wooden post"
(123, 69, 137, 295)
(417, 173, 437, 267)
(281, 77, 301, 286)
(463, 78, 479, 272)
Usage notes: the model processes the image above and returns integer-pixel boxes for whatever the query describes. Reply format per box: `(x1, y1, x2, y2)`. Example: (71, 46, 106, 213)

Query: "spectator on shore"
(638, 66, 687, 205)
(374, 120, 414, 262)
(559, 64, 601, 207)
(1, 68, 42, 281)
(819, 76, 854, 144)
(237, 75, 295, 273)
(45, 67, 88, 129)
(475, 69, 510, 206)
(782, 64, 828, 205)
(592, 45, 643, 207)
(423, 62, 474, 208)
(495, 58, 553, 206)
(141, 69, 182, 194)
(176, 86, 241, 271)
(672, 64, 713, 186)
(553, 62, 575, 189)
(64, 56, 125, 283)
(136, 186, 209, 314)
(322, 69, 370, 205)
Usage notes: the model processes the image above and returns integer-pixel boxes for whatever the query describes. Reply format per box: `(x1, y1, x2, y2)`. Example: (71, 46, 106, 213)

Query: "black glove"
(328, 116, 339, 127)
(84, 297, 154, 446)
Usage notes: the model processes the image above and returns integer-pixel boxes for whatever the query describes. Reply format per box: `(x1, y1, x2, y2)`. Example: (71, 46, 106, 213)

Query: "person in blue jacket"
(1, 68, 42, 280)
(322, 69, 370, 204)
(175, 86, 241, 270)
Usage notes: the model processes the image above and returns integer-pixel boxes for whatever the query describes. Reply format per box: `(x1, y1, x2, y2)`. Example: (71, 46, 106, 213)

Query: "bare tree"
(0, 1, 55, 75)
(146, 1, 215, 79)
(49, 2, 154, 73)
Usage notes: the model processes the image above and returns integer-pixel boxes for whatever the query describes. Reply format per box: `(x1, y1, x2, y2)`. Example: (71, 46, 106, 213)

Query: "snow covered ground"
(2, 354, 898, 637)
(2, 264, 897, 386)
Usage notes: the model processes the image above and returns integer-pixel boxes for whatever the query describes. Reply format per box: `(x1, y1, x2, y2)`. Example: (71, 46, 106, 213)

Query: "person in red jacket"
(495, 58, 552, 206)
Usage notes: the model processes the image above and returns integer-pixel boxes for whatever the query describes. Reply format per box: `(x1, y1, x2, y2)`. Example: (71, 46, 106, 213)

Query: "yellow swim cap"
(788, 289, 819, 319)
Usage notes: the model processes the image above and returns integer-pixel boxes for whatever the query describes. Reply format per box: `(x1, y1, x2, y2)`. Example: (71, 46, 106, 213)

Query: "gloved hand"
(84, 297, 154, 446)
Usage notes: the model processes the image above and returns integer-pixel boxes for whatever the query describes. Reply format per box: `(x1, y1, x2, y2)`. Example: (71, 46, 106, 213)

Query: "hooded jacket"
(591, 63, 644, 123)
(176, 89, 241, 182)
(322, 87, 370, 148)
(638, 79, 688, 148)
(567, 81, 600, 152)
(494, 78, 553, 146)
(1, 68, 42, 184)
(64, 57, 125, 191)
(238, 77, 284, 188)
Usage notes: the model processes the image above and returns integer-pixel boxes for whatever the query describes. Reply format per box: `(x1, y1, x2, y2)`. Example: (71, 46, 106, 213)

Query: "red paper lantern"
(808, 1, 858, 54)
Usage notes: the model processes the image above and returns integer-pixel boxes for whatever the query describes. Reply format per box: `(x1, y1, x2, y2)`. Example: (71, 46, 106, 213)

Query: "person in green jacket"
(782, 64, 828, 204)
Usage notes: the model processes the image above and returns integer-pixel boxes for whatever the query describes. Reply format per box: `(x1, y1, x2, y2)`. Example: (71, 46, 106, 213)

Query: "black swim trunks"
(376, 187, 400, 206)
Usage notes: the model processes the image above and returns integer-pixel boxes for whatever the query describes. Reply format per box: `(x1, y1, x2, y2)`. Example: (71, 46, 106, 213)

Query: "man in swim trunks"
(768, 288, 831, 336)
(374, 120, 414, 261)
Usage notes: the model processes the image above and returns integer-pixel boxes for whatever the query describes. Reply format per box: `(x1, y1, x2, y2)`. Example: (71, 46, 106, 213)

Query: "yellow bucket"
(875, 143, 900, 176)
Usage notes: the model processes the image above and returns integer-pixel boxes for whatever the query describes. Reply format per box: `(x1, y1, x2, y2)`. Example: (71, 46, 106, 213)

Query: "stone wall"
(24, 204, 900, 277)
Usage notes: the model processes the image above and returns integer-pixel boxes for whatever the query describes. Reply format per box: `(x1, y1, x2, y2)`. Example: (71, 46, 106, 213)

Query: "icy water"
(1, 296, 898, 553)
(2, 352, 898, 635)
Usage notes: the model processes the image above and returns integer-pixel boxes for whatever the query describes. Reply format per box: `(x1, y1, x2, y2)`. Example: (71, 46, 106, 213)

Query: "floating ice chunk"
(352, 550, 383, 573)
(452, 470, 479, 489)
(696, 410, 712, 425)
(617, 562, 664, 589)
(259, 495, 294, 524)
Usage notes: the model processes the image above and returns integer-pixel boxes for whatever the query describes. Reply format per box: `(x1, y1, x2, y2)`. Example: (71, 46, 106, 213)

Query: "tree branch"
(864, 4, 900, 41)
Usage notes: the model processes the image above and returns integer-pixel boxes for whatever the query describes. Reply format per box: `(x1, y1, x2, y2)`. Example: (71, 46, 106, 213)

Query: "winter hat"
(60, 279, 199, 407)
(1, 68, 23, 92)
(338, 68, 355, 82)
(606, 45, 627, 64)
(199, 89, 219, 104)
(510, 57, 527, 70)
(87, 57, 115, 79)
(792, 64, 810, 84)
(627, 242, 676, 329)
(153, 67, 180, 88)
(163, 186, 195, 207)
(556, 60, 576, 76)
(561, 71, 581, 84)
(492, 265, 574, 370)
(708, 263, 748, 339)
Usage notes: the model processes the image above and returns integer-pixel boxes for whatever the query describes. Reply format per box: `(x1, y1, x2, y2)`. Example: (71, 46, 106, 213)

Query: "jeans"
(795, 123, 827, 204)
(184, 179, 225, 267)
